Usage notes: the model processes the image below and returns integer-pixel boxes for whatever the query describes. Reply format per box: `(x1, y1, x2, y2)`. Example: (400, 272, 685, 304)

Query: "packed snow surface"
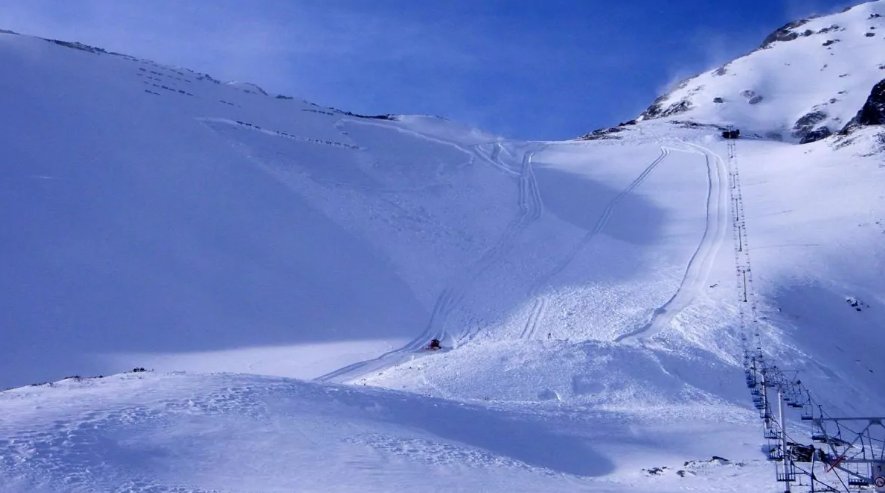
(1, 2, 885, 491)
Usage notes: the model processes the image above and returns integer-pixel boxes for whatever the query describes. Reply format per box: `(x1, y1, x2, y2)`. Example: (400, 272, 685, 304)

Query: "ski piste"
(1, 2, 885, 492)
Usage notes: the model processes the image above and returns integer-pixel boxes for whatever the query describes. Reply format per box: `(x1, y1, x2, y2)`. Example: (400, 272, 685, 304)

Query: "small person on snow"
(427, 338, 442, 350)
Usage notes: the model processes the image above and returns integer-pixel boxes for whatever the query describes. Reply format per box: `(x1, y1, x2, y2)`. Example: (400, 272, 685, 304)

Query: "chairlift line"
(727, 132, 885, 492)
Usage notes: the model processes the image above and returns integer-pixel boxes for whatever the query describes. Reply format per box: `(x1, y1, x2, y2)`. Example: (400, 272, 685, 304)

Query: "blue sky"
(0, 0, 859, 139)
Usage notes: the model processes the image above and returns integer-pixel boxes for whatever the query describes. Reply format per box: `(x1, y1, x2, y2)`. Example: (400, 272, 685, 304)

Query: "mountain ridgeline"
(584, 1, 885, 144)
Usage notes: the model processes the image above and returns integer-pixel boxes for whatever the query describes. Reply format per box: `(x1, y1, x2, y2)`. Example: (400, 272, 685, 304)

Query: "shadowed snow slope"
(1, 4, 885, 491)
(0, 31, 517, 387)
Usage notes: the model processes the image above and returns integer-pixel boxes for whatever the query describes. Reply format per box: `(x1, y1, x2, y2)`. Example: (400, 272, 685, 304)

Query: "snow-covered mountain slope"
(365, 121, 885, 416)
(2, 4, 885, 491)
(635, 1, 885, 142)
(0, 30, 521, 388)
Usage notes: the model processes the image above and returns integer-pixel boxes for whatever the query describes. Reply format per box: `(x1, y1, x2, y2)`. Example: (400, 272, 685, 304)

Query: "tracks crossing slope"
(317, 141, 544, 383)
(615, 143, 729, 343)
(520, 148, 671, 340)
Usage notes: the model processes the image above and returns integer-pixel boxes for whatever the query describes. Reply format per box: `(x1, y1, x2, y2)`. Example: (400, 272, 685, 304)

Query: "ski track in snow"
(315, 136, 545, 383)
(519, 148, 670, 340)
(615, 142, 729, 343)
(196, 116, 361, 150)
(5, 19, 885, 492)
(519, 297, 548, 340)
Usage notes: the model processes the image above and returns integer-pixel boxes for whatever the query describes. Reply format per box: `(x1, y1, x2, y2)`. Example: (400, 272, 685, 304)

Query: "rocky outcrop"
(639, 98, 692, 120)
(618, 4, 880, 135)
(841, 79, 885, 133)
(757, 20, 843, 51)
(793, 110, 829, 141)
(579, 120, 637, 141)
(800, 127, 832, 144)
(852, 79, 885, 125)
(760, 20, 809, 49)
(740, 90, 764, 105)
(47, 39, 109, 55)
(579, 126, 624, 141)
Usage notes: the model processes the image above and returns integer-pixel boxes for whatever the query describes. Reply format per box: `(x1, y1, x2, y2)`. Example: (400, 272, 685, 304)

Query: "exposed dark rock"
(196, 73, 221, 84)
(841, 79, 885, 133)
(761, 20, 809, 48)
(342, 111, 396, 120)
(713, 66, 727, 76)
(793, 110, 829, 140)
(866, 32, 876, 37)
(579, 126, 624, 141)
(275, 94, 294, 100)
(0, 28, 18, 35)
(871, 13, 882, 19)
(248, 86, 268, 96)
(741, 89, 756, 99)
(822, 39, 839, 46)
(673, 120, 707, 129)
(818, 24, 840, 34)
(579, 120, 640, 140)
(660, 100, 691, 117)
(845, 296, 870, 311)
(713, 97, 724, 103)
(639, 96, 692, 120)
(46, 39, 108, 55)
(800, 126, 833, 144)
(748, 95, 764, 105)
(640, 96, 667, 120)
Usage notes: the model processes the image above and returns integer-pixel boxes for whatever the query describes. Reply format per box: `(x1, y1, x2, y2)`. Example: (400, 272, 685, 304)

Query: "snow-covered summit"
(634, 0, 885, 142)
